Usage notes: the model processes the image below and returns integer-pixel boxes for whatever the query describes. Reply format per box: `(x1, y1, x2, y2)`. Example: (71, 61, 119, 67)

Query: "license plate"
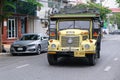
(17, 48, 23, 50)
(74, 51, 85, 57)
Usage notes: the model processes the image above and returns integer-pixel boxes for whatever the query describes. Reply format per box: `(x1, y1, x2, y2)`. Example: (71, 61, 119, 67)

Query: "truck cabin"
(48, 14, 101, 40)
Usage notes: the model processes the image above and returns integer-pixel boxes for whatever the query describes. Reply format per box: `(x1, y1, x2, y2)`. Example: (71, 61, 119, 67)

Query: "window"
(21, 18, 26, 34)
(20, 35, 39, 40)
(8, 18, 17, 38)
(59, 20, 90, 30)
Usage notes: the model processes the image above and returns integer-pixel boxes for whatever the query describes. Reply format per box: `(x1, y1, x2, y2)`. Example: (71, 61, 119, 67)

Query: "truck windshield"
(58, 20, 90, 30)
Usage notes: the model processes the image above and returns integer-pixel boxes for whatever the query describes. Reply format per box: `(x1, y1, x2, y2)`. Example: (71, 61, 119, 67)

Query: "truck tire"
(88, 54, 96, 66)
(97, 42, 101, 58)
(47, 54, 57, 65)
(97, 50, 100, 58)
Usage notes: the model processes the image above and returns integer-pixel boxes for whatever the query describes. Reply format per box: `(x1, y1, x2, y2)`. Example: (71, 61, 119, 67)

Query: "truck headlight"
(84, 44, 90, 49)
(51, 44, 56, 48)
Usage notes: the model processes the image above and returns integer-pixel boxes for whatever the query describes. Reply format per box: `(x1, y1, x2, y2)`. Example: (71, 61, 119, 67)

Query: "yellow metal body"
(47, 13, 100, 57)
(48, 29, 97, 57)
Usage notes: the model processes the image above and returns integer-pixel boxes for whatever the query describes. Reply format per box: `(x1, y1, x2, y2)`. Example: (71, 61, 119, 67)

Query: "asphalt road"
(0, 35, 120, 80)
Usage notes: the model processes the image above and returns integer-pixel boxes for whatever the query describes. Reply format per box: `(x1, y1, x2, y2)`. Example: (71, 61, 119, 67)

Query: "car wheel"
(88, 54, 97, 66)
(37, 45, 41, 55)
(47, 54, 57, 65)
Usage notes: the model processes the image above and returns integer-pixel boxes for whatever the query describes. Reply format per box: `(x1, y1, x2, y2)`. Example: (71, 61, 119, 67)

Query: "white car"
(10, 33, 48, 56)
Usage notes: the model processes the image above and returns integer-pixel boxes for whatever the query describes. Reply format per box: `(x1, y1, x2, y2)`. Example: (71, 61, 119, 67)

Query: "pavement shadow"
(10, 52, 47, 57)
(55, 57, 90, 67)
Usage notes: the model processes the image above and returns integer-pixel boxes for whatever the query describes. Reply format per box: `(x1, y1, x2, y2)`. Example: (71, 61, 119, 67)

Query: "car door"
(42, 35, 48, 50)
(43, 36, 48, 50)
(38, 35, 44, 51)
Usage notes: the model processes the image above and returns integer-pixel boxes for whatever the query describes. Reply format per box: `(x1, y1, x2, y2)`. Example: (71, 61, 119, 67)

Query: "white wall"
(34, 19, 47, 34)
(28, 0, 48, 34)
(37, 0, 49, 19)
(69, 0, 90, 5)
(28, 19, 34, 33)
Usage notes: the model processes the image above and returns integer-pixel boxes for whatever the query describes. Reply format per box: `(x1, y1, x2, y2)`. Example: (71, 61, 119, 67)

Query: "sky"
(102, 0, 118, 8)
(69, 0, 119, 8)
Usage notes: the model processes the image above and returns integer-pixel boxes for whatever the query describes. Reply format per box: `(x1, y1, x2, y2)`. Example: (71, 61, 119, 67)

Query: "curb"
(0, 52, 10, 56)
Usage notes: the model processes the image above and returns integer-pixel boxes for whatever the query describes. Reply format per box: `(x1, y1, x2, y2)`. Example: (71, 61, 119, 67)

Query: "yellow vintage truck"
(47, 7, 103, 65)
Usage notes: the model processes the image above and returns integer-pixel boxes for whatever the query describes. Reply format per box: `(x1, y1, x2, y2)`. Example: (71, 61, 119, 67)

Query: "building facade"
(2, 1, 39, 44)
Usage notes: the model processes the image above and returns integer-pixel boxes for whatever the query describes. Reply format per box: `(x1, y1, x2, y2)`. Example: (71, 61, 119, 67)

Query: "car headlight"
(51, 44, 56, 48)
(84, 44, 90, 49)
(27, 44, 36, 47)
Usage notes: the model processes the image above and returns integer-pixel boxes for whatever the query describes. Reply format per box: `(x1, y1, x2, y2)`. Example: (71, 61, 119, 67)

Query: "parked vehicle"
(10, 33, 48, 56)
(109, 30, 120, 35)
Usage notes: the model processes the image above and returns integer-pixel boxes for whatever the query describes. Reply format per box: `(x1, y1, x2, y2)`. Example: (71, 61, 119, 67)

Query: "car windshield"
(20, 34, 38, 40)
(58, 20, 90, 30)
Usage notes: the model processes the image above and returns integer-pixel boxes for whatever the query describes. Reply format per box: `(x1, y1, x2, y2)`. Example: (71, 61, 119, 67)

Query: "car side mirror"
(41, 38, 43, 41)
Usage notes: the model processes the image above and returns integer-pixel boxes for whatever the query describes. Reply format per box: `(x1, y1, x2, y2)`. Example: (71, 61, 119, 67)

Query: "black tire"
(37, 45, 41, 55)
(47, 54, 57, 65)
(88, 54, 97, 66)
(96, 43, 101, 58)
(97, 50, 100, 58)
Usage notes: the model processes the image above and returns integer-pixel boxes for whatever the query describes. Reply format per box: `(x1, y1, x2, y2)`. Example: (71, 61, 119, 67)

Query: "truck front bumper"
(48, 51, 96, 57)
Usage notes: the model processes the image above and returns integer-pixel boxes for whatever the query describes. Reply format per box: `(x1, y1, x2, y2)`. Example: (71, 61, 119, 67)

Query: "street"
(0, 35, 120, 80)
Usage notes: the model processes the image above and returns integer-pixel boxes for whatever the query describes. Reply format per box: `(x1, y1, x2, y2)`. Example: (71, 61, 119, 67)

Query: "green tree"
(75, 3, 111, 20)
(0, 0, 42, 52)
(115, 13, 120, 29)
(116, 0, 120, 7)
(110, 0, 120, 28)
(109, 13, 120, 29)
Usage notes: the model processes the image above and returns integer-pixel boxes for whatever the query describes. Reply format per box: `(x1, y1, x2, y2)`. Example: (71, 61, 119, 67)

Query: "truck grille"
(61, 36, 80, 47)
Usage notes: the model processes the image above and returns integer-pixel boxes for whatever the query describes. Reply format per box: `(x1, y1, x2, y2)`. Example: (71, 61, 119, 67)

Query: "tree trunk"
(0, 1, 3, 53)
(0, 20, 2, 53)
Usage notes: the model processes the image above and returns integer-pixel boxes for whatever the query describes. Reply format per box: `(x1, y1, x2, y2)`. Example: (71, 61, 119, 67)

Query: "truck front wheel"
(88, 54, 97, 66)
(47, 54, 57, 65)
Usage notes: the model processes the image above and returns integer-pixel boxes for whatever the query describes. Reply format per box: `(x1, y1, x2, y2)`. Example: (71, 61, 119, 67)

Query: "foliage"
(25, 0, 43, 7)
(0, 0, 16, 20)
(1, 0, 43, 19)
(75, 3, 111, 20)
(116, 0, 120, 7)
(4, 1, 37, 16)
(109, 13, 120, 29)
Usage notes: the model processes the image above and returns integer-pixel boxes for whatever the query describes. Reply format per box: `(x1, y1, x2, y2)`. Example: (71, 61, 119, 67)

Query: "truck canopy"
(49, 7, 100, 21)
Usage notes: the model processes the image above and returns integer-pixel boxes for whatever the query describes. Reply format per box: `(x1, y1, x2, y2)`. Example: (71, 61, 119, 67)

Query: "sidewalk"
(0, 44, 11, 56)
(4, 44, 10, 52)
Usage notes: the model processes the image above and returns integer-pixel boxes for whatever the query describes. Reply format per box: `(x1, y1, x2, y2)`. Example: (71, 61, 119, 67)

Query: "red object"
(50, 32, 55, 36)
(49, 40, 53, 43)
(109, 8, 120, 12)
(93, 32, 98, 37)
(89, 39, 93, 43)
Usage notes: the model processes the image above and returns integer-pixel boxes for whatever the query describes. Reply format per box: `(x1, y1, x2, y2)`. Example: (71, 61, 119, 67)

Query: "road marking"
(104, 66, 111, 72)
(114, 58, 118, 61)
(16, 64, 29, 69)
